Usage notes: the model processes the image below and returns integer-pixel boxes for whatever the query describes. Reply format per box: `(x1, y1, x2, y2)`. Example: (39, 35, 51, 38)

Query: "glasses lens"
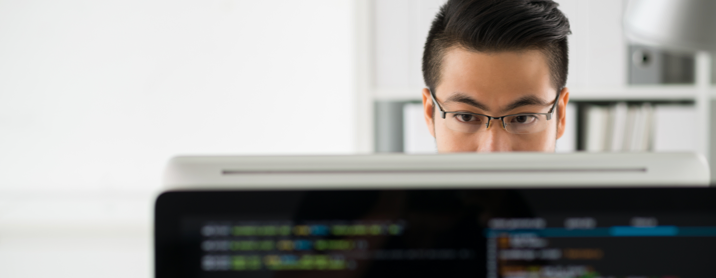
(443, 113, 489, 133)
(504, 114, 550, 134)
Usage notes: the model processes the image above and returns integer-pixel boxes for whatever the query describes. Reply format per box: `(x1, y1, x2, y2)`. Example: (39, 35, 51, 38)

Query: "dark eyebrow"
(502, 95, 550, 112)
(445, 93, 490, 111)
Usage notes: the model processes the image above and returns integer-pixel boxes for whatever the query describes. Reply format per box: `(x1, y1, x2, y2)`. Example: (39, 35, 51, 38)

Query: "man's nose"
(476, 120, 512, 152)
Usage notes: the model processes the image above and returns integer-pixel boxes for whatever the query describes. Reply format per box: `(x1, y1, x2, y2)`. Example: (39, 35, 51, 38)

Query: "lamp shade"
(624, 0, 716, 51)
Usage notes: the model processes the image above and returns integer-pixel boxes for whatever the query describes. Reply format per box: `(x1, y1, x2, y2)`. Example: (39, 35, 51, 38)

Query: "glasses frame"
(429, 88, 561, 130)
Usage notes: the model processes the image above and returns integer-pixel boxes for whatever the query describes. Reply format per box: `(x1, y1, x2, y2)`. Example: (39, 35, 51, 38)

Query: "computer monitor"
(155, 187, 716, 278)
(156, 152, 713, 277)
(163, 152, 710, 189)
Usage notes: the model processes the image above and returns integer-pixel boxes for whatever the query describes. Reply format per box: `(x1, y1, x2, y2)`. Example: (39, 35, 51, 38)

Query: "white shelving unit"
(372, 86, 712, 102)
(352, 0, 716, 182)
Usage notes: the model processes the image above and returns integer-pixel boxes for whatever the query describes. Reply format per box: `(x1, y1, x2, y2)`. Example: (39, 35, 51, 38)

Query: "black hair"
(422, 0, 571, 91)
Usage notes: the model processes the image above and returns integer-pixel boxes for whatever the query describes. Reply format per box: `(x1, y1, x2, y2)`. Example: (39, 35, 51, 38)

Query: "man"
(422, 0, 571, 152)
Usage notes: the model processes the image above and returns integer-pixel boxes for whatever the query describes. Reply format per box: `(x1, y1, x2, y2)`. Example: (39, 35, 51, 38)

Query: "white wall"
(557, 0, 627, 89)
(374, 0, 445, 89)
(0, 0, 355, 192)
(0, 1, 355, 277)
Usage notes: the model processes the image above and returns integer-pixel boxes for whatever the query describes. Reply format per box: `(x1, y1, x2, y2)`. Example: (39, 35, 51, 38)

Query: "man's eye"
(455, 114, 478, 123)
(511, 115, 537, 124)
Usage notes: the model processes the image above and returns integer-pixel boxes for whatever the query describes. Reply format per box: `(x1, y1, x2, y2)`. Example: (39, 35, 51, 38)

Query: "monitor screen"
(155, 188, 716, 278)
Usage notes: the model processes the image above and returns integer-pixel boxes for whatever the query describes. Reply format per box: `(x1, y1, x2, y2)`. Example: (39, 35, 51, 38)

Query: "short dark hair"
(422, 0, 571, 91)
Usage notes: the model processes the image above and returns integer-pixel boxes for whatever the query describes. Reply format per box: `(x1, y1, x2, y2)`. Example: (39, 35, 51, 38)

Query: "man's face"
(422, 47, 570, 152)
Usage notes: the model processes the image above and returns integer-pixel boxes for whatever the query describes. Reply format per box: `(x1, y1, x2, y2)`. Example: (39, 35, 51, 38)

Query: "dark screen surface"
(155, 188, 716, 278)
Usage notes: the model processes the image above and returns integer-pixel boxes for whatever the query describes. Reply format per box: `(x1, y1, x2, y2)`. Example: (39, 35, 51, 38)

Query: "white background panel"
(403, 103, 437, 153)
(653, 105, 698, 152)
(0, 1, 354, 277)
(0, 0, 355, 191)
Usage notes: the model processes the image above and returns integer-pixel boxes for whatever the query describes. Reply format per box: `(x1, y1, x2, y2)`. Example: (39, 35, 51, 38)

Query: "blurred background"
(0, 0, 714, 277)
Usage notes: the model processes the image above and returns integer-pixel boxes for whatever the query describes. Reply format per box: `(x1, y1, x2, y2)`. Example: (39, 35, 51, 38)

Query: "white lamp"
(624, 0, 716, 52)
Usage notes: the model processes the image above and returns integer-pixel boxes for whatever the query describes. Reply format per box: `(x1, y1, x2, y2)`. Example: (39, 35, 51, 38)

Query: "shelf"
(568, 86, 698, 101)
(373, 88, 424, 101)
(372, 86, 716, 102)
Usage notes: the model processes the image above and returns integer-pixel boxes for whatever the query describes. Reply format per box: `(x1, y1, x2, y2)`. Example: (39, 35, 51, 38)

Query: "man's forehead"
(438, 48, 555, 94)
(436, 47, 556, 112)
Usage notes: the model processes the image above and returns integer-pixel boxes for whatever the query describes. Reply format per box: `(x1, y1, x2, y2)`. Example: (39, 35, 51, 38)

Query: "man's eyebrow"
(445, 93, 490, 111)
(503, 95, 550, 112)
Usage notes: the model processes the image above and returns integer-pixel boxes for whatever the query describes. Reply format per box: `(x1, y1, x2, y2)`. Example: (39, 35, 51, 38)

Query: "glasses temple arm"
(546, 90, 563, 120)
(428, 89, 447, 119)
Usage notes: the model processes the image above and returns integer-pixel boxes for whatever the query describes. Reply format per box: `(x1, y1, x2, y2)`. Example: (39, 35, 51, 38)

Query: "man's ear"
(422, 88, 436, 138)
(556, 87, 570, 140)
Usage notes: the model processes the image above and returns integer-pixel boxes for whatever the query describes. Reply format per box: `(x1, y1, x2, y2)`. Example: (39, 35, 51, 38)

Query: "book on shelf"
(584, 102, 695, 153)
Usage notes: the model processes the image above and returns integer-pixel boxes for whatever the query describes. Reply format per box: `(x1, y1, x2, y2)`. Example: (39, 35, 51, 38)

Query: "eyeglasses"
(429, 89, 561, 134)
